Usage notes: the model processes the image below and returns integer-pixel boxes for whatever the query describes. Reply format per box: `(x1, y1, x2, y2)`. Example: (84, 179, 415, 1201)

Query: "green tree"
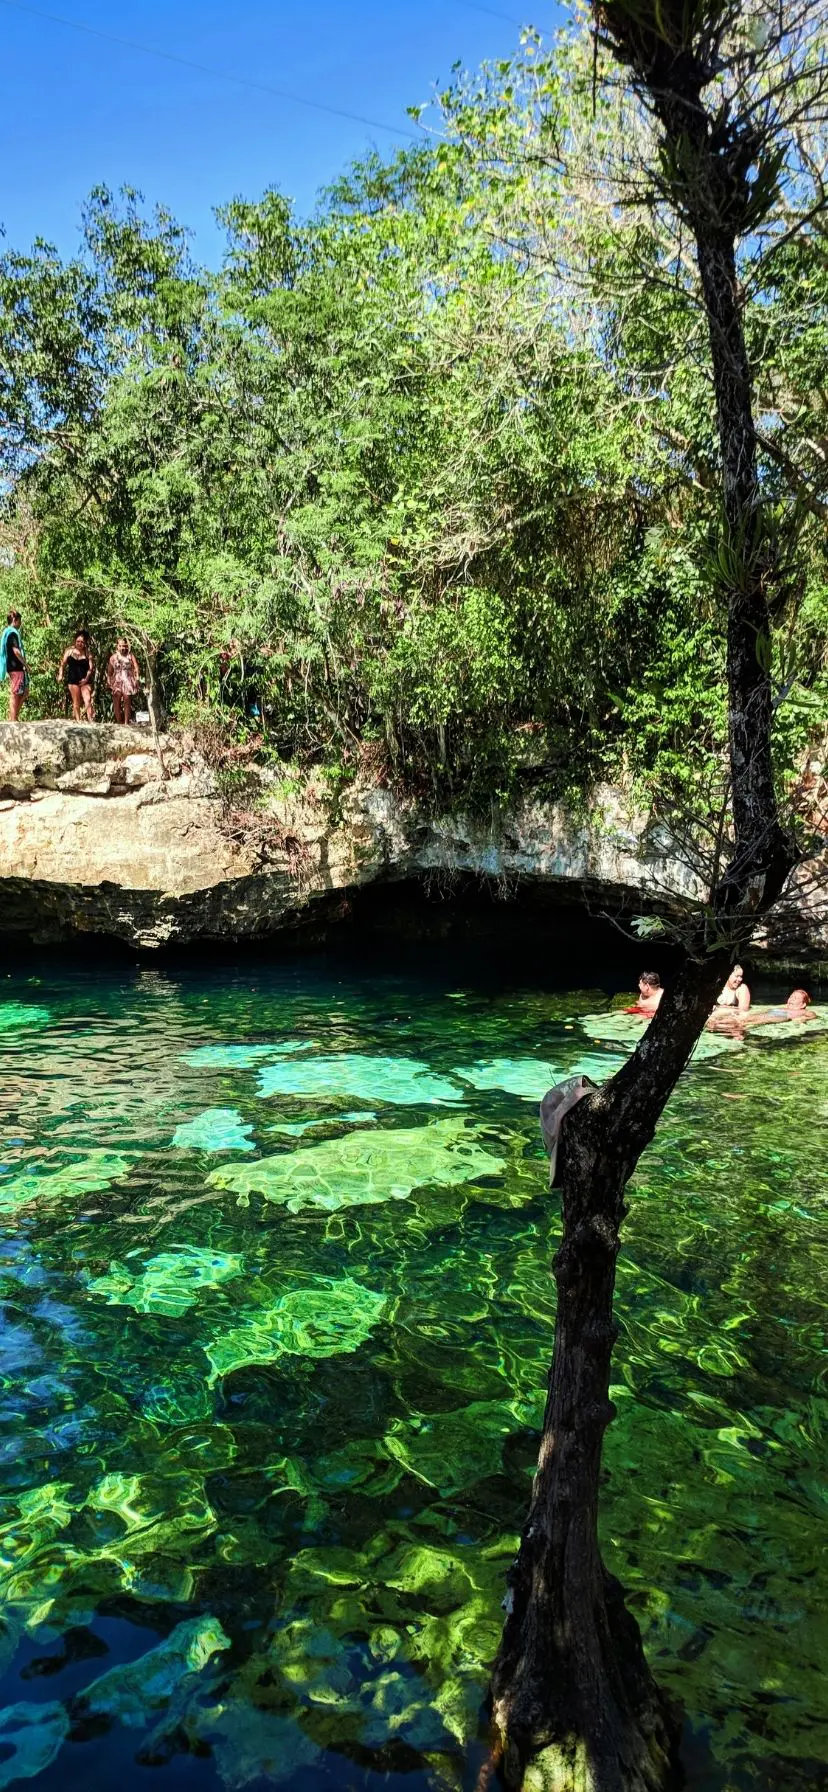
(481, 6, 827, 1789)
(9, 137, 823, 802)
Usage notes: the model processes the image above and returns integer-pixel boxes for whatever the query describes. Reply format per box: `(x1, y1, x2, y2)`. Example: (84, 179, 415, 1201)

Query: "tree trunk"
(491, 959, 725, 1790)
(145, 646, 164, 737)
(693, 229, 789, 895)
(142, 644, 169, 781)
(492, 1146, 679, 1792)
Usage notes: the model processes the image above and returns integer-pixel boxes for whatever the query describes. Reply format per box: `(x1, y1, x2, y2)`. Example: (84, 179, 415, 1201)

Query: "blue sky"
(1, 0, 559, 269)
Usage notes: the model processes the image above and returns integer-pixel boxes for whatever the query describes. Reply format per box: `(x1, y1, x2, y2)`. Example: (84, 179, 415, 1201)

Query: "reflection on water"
(0, 960, 826, 1791)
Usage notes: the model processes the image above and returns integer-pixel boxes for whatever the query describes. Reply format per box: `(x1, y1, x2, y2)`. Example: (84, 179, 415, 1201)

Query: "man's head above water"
(634, 971, 663, 1014)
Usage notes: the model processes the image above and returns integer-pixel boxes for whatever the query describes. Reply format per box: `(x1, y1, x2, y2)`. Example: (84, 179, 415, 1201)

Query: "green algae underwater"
(0, 958, 826, 1792)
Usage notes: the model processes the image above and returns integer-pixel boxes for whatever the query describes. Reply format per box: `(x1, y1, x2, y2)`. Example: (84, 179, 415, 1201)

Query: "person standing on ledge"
(106, 637, 140, 725)
(58, 632, 95, 722)
(1, 610, 28, 721)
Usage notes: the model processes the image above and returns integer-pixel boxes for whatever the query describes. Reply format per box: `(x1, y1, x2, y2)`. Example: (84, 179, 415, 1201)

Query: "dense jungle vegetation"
(1, 24, 827, 814)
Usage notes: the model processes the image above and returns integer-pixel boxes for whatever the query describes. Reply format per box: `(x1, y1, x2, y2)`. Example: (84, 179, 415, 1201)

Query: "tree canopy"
(1, 20, 826, 819)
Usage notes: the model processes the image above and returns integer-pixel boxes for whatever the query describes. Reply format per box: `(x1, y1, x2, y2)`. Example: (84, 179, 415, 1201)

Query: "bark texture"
(694, 228, 790, 901)
(491, 960, 723, 1791)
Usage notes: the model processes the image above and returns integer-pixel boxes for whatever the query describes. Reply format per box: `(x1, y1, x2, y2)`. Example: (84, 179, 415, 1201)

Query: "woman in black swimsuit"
(58, 633, 95, 722)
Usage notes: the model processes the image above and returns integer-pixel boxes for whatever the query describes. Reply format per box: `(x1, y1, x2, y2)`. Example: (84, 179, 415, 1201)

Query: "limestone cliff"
(0, 721, 823, 956)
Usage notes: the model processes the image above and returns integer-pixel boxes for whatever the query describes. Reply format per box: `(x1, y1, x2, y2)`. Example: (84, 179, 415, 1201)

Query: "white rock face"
(0, 721, 823, 953)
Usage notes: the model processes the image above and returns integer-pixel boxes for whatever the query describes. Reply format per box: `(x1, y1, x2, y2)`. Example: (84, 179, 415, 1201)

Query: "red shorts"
(9, 670, 27, 696)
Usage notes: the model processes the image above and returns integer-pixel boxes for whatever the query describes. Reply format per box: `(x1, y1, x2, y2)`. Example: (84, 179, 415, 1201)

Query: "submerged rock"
(0, 1003, 51, 1032)
(203, 1276, 387, 1382)
(75, 1615, 230, 1726)
(171, 1108, 255, 1153)
(88, 1244, 245, 1316)
(208, 1118, 504, 1214)
(255, 1052, 462, 1107)
(0, 1701, 69, 1788)
(0, 1150, 133, 1216)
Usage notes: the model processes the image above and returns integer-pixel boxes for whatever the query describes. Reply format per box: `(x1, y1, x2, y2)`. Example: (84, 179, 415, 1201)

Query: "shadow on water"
(0, 943, 825, 1790)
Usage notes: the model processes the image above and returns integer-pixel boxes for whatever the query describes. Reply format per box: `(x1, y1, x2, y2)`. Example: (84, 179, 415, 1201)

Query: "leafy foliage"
(2, 30, 825, 810)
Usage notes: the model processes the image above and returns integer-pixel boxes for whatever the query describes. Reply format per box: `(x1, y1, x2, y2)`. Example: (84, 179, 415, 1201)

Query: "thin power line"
(456, 1, 556, 31)
(0, 0, 421, 141)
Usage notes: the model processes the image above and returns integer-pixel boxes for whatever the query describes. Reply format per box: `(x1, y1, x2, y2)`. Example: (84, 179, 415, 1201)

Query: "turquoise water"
(0, 958, 826, 1791)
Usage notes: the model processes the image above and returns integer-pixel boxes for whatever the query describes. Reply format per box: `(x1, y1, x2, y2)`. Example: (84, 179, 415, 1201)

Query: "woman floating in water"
(786, 988, 816, 1020)
(744, 989, 816, 1027)
(708, 983, 817, 1034)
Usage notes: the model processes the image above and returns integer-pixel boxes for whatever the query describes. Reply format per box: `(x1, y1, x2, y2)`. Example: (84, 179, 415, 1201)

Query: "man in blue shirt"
(1, 610, 28, 720)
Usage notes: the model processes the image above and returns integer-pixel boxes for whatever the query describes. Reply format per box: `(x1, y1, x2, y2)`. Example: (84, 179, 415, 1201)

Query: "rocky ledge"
(0, 721, 824, 956)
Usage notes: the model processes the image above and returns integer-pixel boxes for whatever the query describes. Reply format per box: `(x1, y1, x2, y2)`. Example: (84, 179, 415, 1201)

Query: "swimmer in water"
(746, 988, 817, 1027)
(714, 964, 751, 1014)
(705, 965, 753, 1034)
(626, 971, 663, 1017)
(785, 988, 816, 1019)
